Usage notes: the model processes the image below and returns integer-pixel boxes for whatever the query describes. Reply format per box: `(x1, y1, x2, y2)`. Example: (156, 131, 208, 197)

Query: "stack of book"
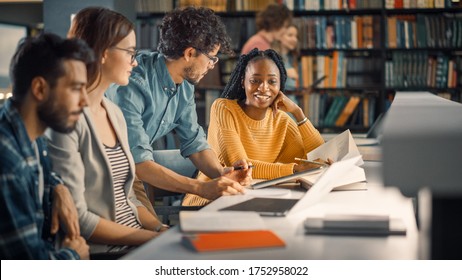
(304, 214, 407, 236)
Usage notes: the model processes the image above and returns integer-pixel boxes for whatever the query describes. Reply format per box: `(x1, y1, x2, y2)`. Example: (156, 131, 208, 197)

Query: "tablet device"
(219, 197, 299, 216)
(250, 166, 325, 189)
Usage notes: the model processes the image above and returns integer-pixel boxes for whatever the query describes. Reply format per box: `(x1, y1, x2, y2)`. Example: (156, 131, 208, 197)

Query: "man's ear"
(183, 47, 196, 62)
(30, 76, 49, 102)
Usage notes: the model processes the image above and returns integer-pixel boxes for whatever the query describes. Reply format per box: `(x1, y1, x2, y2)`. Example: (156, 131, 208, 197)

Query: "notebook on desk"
(219, 156, 361, 216)
(304, 214, 406, 236)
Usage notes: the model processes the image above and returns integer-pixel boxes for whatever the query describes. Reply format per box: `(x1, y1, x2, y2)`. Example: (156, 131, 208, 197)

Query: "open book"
(301, 129, 366, 191)
(308, 129, 363, 164)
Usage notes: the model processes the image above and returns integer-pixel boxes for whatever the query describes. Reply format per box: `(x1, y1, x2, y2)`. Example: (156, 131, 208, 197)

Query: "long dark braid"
(221, 48, 287, 100)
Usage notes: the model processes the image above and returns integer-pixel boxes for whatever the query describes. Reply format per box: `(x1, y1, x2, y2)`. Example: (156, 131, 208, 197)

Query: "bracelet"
(297, 117, 308, 126)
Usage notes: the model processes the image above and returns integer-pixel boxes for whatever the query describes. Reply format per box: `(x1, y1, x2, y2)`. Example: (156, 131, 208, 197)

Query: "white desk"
(124, 162, 418, 259)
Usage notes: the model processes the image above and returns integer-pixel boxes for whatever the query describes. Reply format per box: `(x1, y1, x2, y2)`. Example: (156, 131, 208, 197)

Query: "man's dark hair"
(221, 48, 287, 100)
(158, 6, 233, 59)
(256, 3, 292, 32)
(9, 32, 94, 104)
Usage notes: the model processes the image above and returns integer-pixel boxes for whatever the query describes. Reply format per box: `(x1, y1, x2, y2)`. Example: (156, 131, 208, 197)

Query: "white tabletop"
(124, 162, 418, 260)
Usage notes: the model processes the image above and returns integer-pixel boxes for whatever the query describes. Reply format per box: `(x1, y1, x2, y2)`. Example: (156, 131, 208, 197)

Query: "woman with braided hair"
(182, 48, 325, 206)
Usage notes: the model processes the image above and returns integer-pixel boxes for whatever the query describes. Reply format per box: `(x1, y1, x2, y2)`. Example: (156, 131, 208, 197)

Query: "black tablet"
(219, 197, 299, 216)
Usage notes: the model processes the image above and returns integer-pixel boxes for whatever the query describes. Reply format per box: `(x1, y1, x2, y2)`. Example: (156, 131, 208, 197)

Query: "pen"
(233, 165, 254, 171)
(294, 158, 326, 166)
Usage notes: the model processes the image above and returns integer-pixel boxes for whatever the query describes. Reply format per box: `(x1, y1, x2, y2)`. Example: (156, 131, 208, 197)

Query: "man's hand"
(52, 184, 80, 239)
(62, 236, 89, 260)
(197, 176, 245, 201)
(222, 159, 253, 186)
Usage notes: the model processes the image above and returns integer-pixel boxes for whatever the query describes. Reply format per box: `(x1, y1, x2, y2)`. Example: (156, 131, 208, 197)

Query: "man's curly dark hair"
(158, 6, 233, 59)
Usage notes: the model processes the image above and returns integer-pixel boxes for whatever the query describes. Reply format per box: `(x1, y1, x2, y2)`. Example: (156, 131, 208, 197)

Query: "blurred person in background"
(241, 3, 292, 54)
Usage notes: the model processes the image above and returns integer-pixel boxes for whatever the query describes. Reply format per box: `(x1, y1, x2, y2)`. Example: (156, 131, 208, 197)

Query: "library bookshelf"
(135, 0, 462, 132)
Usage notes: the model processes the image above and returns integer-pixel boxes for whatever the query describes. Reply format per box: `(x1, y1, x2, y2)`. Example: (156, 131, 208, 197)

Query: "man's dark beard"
(37, 98, 77, 134)
(183, 66, 200, 85)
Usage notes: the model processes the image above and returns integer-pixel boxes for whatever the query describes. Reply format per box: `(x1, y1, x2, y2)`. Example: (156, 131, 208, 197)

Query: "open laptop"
(321, 114, 386, 146)
(366, 113, 385, 140)
(220, 157, 361, 216)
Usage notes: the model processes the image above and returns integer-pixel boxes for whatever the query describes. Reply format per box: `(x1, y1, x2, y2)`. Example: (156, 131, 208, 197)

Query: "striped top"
(104, 143, 141, 251)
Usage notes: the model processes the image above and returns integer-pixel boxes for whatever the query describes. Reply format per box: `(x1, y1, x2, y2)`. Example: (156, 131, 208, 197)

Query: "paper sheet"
(308, 129, 364, 166)
(299, 165, 366, 188)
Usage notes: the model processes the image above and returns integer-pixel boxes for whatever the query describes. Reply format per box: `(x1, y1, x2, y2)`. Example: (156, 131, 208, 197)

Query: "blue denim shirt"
(0, 99, 79, 259)
(106, 52, 209, 163)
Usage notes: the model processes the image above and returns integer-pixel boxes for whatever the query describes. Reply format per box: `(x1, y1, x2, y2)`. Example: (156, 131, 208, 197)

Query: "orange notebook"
(182, 230, 285, 252)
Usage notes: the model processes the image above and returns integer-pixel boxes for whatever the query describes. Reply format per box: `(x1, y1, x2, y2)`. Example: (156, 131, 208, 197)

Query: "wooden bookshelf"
(135, 0, 462, 132)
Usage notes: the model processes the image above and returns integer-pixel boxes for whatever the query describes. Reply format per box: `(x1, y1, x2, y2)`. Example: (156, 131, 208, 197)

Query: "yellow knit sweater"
(209, 98, 324, 178)
(183, 98, 324, 206)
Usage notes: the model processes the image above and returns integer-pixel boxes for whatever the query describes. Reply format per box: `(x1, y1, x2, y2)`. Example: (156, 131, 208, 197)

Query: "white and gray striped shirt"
(104, 143, 141, 252)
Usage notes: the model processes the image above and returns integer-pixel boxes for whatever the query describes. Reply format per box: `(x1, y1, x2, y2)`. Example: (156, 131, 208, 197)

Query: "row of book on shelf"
(136, 17, 257, 51)
(134, 0, 461, 12)
(301, 93, 381, 128)
(284, 0, 461, 10)
(299, 52, 381, 89)
(294, 13, 462, 51)
(385, 53, 462, 88)
(136, 13, 462, 52)
(387, 14, 462, 49)
(294, 16, 379, 50)
(283, 0, 382, 10)
(385, 0, 462, 9)
(135, 0, 275, 12)
(221, 52, 382, 93)
(135, 0, 173, 12)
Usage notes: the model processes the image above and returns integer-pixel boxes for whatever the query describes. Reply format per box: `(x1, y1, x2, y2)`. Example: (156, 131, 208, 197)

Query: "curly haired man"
(106, 7, 252, 204)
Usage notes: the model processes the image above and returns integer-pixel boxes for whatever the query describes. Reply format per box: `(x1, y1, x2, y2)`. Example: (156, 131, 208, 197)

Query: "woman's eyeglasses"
(112, 46, 138, 64)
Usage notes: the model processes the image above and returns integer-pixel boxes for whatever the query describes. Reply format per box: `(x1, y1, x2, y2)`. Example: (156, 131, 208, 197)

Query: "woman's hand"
(271, 91, 303, 119)
(293, 158, 334, 173)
